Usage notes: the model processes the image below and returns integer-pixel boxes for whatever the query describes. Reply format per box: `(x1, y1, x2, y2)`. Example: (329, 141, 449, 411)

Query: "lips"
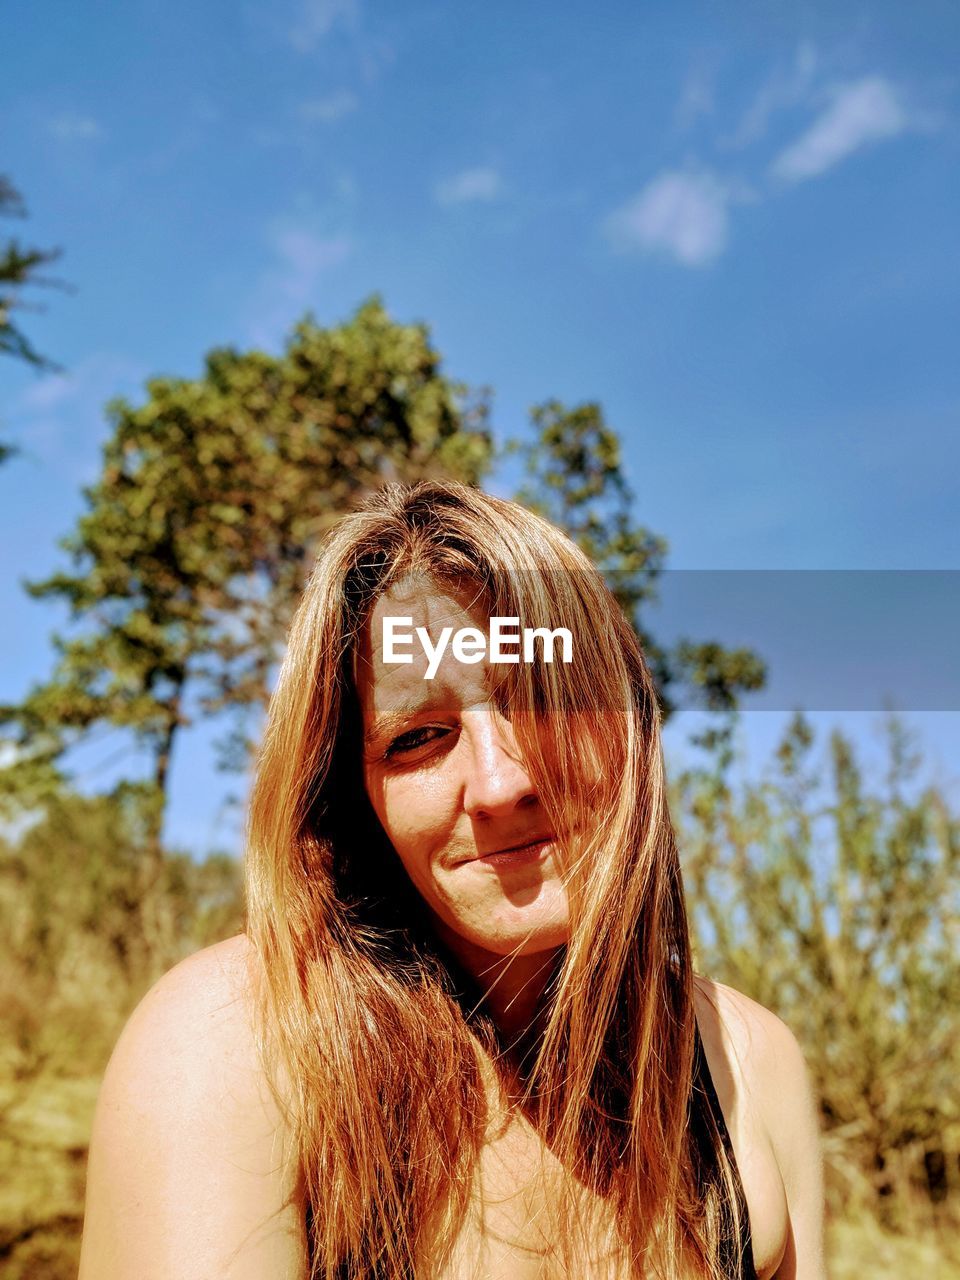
(474, 833, 556, 863)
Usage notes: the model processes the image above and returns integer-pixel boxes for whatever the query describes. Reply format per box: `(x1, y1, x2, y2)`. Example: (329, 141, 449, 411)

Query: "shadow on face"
(353, 579, 572, 979)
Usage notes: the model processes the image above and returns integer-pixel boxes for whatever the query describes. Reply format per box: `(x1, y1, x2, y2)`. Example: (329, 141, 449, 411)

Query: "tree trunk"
(138, 679, 184, 976)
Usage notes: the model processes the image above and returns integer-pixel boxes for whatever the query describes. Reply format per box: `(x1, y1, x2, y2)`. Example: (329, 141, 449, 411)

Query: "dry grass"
(0, 1075, 96, 1279)
(827, 1213, 960, 1280)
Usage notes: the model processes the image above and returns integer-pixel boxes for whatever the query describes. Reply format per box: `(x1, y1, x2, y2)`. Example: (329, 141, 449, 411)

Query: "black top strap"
(692, 1021, 758, 1280)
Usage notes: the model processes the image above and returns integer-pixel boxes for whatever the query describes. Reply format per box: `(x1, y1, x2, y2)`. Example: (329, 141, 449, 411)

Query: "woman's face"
(357, 579, 570, 970)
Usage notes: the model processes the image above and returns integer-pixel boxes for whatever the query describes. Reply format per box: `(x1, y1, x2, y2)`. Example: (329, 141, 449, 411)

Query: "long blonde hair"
(246, 480, 744, 1278)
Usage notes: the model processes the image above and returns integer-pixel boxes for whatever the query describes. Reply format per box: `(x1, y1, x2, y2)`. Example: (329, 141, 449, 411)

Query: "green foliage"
(513, 399, 668, 607)
(1, 173, 67, 468)
(676, 711, 960, 1224)
(513, 398, 766, 720)
(0, 175, 63, 374)
(1, 298, 493, 842)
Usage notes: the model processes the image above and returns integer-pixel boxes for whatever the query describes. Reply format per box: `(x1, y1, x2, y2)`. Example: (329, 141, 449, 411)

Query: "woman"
(79, 481, 825, 1279)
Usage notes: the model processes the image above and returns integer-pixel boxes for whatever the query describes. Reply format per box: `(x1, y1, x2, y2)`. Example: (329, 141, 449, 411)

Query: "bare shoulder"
(694, 976, 809, 1085)
(79, 934, 307, 1280)
(92, 934, 266, 1132)
(694, 977, 826, 1280)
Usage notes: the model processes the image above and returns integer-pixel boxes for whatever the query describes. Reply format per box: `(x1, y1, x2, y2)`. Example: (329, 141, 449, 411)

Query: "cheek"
(365, 767, 458, 881)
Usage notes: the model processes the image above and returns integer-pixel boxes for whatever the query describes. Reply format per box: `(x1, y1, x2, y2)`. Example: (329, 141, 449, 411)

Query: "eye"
(383, 725, 451, 760)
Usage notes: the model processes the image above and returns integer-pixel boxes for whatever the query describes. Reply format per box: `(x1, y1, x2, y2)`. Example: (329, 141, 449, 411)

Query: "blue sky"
(2, 0, 959, 851)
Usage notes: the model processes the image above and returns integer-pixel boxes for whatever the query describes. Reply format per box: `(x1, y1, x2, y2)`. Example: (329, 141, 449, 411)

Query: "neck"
(433, 924, 561, 1047)
(477, 949, 560, 1045)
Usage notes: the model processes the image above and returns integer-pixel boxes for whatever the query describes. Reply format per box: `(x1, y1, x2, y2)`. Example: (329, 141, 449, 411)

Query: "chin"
(497, 927, 569, 958)
(430, 878, 571, 962)
(476, 903, 571, 958)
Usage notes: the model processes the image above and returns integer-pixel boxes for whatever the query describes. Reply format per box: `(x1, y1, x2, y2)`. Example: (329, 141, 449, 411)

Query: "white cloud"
(273, 227, 352, 281)
(48, 112, 101, 141)
(675, 59, 717, 132)
(18, 374, 81, 414)
(726, 41, 818, 149)
(608, 62, 939, 271)
(10, 352, 146, 478)
(247, 223, 352, 347)
(605, 170, 737, 267)
(298, 90, 359, 123)
(288, 0, 358, 52)
(434, 167, 502, 206)
(772, 76, 918, 182)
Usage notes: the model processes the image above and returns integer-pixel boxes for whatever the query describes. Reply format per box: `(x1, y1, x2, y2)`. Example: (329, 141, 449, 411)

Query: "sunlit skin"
(358, 580, 569, 1037)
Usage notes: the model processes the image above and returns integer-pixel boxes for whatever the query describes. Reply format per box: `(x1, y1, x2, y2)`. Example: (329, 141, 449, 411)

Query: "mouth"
(473, 834, 556, 868)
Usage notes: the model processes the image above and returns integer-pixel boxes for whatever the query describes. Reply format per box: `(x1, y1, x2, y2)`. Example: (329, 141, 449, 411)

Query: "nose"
(461, 704, 538, 821)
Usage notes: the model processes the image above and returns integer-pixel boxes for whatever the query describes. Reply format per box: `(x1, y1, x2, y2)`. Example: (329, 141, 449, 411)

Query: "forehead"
(356, 580, 494, 735)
